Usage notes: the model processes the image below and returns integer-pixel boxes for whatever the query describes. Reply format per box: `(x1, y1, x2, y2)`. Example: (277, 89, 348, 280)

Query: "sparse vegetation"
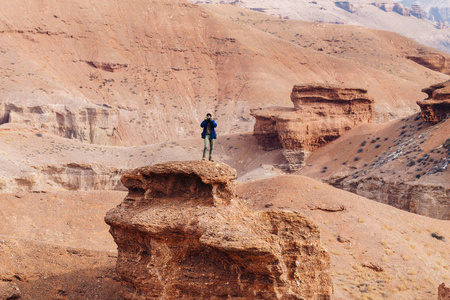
(444, 138, 450, 149)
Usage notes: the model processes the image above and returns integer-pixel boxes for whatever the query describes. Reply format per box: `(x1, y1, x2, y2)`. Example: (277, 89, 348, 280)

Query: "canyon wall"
(251, 85, 374, 170)
(0, 102, 120, 145)
(300, 80, 450, 220)
(105, 161, 332, 299)
(328, 176, 449, 220)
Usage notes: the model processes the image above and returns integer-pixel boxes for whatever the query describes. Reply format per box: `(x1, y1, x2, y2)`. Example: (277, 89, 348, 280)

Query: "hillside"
(298, 112, 450, 219)
(193, 0, 450, 52)
(0, 0, 448, 148)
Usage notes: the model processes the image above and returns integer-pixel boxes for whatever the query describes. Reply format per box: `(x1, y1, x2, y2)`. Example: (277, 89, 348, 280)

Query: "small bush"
(357, 148, 363, 153)
(407, 161, 415, 167)
(354, 157, 360, 161)
(444, 138, 450, 149)
(360, 141, 367, 147)
(375, 144, 381, 149)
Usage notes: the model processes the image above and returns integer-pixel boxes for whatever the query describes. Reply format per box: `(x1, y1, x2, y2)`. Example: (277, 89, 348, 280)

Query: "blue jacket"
(201, 119, 217, 139)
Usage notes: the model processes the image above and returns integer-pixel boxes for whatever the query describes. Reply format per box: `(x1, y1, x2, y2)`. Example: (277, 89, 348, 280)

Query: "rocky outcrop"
(328, 176, 450, 220)
(335, 1, 356, 13)
(417, 80, 450, 124)
(0, 102, 120, 145)
(251, 85, 374, 170)
(393, 3, 410, 16)
(84, 60, 128, 73)
(410, 4, 426, 19)
(375, 3, 394, 12)
(105, 161, 332, 299)
(406, 52, 450, 75)
(439, 283, 450, 300)
(0, 281, 21, 300)
(39, 163, 125, 191)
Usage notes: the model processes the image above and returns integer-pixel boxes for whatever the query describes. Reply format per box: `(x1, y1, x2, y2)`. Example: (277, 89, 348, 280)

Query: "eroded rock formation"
(39, 163, 125, 191)
(105, 161, 332, 299)
(251, 85, 374, 170)
(335, 1, 356, 13)
(328, 176, 450, 220)
(406, 52, 450, 75)
(417, 80, 450, 124)
(0, 102, 120, 145)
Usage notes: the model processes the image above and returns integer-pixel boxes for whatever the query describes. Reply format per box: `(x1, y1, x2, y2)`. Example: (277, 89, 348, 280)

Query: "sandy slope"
(0, 191, 125, 299)
(194, 0, 450, 52)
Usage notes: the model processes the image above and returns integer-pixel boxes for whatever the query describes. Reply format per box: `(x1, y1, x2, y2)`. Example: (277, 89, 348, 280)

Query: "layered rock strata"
(406, 53, 450, 75)
(328, 176, 450, 220)
(417, 80, 450, 124)
(105, 161, 332, 299)
(251, 85, 374, 170)
(0, 102, 120, 145)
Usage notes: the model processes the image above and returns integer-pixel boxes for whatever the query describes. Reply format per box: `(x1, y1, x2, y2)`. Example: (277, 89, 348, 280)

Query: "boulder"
(439, 283, 450, 300)
(0, 281, 21, 300)
(105, 161, 332, 299)
(251, 85, 374, 170)
(417, 80, 450, 124)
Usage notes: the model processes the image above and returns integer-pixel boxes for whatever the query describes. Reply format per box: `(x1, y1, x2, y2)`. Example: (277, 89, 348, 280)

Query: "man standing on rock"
(201, 113, 217, 161)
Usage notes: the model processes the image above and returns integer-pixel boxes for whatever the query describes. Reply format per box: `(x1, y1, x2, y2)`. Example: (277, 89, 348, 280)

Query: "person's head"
(206, 113, 212, 119)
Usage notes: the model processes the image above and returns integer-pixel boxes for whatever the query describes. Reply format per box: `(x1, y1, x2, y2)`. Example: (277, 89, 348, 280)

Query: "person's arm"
(211, 120, 217, 128)
(200, 120, 207, 128)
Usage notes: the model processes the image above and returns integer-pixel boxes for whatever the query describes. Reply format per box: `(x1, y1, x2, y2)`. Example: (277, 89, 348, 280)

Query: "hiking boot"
(202, 157, 206, 161)
(209, 157, 214, 162)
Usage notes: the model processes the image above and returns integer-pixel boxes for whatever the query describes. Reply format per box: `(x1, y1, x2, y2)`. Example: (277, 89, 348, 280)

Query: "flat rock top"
(293, 84, 368, 94)
(421, 80, 450, 101)
(124, 161, 237, 184)
(291, 84, 374, 103)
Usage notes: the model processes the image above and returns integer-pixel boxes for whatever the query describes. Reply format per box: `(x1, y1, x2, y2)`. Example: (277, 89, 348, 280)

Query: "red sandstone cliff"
(298, 82, 450, 220)
(417, 80, 450, 123)
(251, 85, 374, 170)
(105, 161, 332, 299)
